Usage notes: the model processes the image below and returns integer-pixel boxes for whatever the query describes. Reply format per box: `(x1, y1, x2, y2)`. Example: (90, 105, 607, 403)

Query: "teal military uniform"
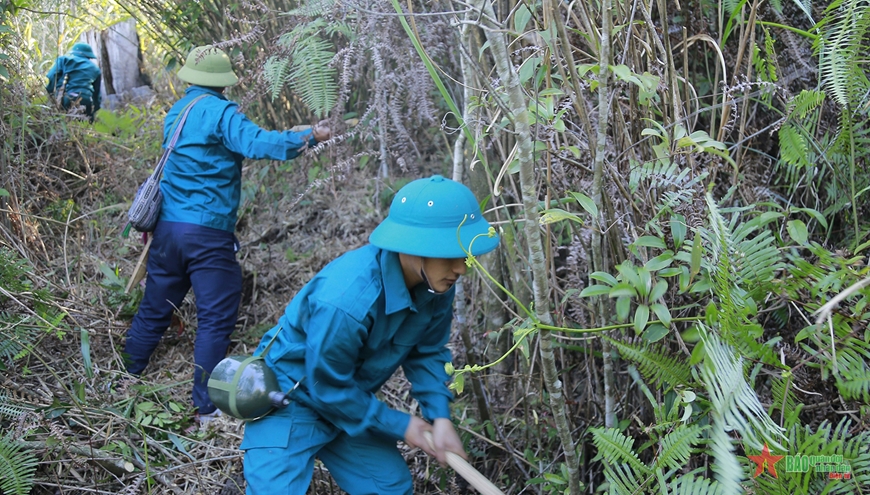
(159, 85, 317, 232)
(242, 244, 455, 494)
(124, 46, 320, 416)
(45, 43, 102, 120)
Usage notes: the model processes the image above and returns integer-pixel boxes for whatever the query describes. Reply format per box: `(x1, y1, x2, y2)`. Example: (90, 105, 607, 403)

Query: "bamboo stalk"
(423, 431, 504, 495)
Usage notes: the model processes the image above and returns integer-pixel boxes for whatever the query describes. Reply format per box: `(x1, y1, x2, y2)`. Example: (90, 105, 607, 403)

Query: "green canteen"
(207, 355, 290, 420)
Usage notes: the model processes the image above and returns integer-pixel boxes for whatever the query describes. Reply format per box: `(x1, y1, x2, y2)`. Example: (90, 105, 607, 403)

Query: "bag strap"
(150, 94, 210, 179)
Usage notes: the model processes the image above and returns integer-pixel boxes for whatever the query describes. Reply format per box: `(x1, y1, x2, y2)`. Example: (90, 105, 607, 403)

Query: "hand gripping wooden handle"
(423, 431, 505, 495)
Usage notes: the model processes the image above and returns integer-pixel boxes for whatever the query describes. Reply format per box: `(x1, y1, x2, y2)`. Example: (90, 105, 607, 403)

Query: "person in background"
(45, 42, 102, 122)
(122, 45, 331, 424)
(241, 175, 500, 495)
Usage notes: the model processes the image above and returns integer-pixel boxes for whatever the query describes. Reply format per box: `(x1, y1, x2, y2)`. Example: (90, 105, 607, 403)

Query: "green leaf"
(569, 191, 598, 218)
(690, 234, 702, 277)
(651, 302, 672, 326)
(616, 262, 640, 287)
(658, 267, 681, 277)
(670, 214, 686, 249)
(80, 328, 93, 379)
(590, 271, 618, 286)
(636, 267, 652, 298)
(689, 339, 706, 365)
(634, 235, 667, 249)
(634, 304, 650, 334)
(609, 283, 638, 298)
(643, 323, 669, 343)
(645, 251, 674, 271)
(453, 373, 465, 394)
(616, 296, 631, 321)
(792, 207, 828, 229)
(649, 280, 668, 301)
(513, 4, 532, 33)
(539, 208, 583, 225)
(787, 219, 808, 245)
(0, 188, 9, 197)
(579, 285, 612, 297)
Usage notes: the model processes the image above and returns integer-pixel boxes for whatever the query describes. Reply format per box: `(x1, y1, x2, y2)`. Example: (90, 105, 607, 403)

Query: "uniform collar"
(185, 85, 227, 100)
(380, 248, 448, 315)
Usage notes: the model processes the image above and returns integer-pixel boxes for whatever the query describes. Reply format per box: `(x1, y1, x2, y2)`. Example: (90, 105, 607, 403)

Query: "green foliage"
(607, 339, 694, 387)
(0, 433, 38, 495)
(99, 263, 142, 319)
(699, 195, 784, 367)
(266, 17, 343, 118)
(818, 0, 870, 108)
(700, 332, 786, 452)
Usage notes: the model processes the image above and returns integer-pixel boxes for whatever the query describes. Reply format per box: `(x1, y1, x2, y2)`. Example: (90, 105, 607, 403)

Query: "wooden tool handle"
(423, 431, 505, 495)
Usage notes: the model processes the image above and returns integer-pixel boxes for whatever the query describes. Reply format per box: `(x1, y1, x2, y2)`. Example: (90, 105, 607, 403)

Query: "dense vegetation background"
(1, 0, 869, 493)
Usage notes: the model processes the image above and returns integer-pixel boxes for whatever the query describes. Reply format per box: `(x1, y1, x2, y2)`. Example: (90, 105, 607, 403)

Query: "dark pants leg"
(187, 225, 242, 412)
(124, 221, 241, 413)
(61, 95, 94, 120)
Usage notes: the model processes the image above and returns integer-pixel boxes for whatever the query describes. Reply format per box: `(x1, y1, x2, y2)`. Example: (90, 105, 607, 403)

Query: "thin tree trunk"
(467, 0, 580, 491)
(594, 0, 618, 429)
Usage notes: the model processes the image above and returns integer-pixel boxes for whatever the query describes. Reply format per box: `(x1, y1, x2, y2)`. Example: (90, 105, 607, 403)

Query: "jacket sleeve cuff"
(307, 133, 318, 147)
(419, 395, 451, 423)
(372, 408, 411, 441)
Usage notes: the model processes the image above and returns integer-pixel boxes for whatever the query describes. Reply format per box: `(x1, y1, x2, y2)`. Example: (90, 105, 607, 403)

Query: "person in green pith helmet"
(45, 42, 102, 121)
(123, 45, 332, 425)
(241, 175, 500, 495)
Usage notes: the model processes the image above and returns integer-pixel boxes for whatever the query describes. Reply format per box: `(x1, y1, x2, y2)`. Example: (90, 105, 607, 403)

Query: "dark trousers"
(124, 221, 242, 413)
(61, 94, 94, 120)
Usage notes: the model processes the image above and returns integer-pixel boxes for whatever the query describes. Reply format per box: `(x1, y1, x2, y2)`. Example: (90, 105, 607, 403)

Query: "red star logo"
(748, 443, 785, 478)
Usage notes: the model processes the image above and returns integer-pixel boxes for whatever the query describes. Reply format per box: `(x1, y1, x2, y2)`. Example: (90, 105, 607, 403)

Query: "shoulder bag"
(126, 94, 208, 233)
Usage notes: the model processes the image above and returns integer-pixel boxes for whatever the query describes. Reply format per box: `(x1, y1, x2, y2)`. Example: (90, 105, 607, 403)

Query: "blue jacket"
(45, 54, 102, 110)
(159, 86, 317, 231)
(254, 244, 455, 440)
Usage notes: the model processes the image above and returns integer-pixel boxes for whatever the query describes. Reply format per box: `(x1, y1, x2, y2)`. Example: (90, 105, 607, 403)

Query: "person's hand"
(312, 119, 331, 142)
(404, 416, 435, 458)
(430, 418, 468, 465)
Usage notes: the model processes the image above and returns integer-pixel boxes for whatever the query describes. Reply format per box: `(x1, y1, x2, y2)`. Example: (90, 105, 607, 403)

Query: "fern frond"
(656, 424, 706, 471)
(602, 462, 648, 495)
(288, 36, 338, 118)
(272, 19, 339, 118)
(0, 434, 38, 495)
(768, 375, 799, 425)
(818, 0, 870, 108)
(607, 338, 694, 388)
(263, 56, 293, 102)
(709, 424, 743, 495)
(701, 332, 786, 451)
(779, 124, 811, 168)
(0, 313, 39, 366)
(790, 89, 826, 119)
(591, 427, 650, 475)
(667, 474, 724, 495)
(833, 335, 870, 402)
(282, 0, 336, 17)
(0, 391, 30, 419)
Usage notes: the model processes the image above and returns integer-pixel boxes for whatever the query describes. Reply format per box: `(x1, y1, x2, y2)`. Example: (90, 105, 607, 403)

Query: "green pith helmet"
(177, 45, 239, 87)
(369, 175, 499, 258)
(207, 355, 290, 420)
(69, 43, 96, 59)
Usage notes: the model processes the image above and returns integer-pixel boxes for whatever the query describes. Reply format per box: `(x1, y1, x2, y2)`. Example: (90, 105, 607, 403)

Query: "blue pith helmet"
(369, 175, 499, 258)
(69, 43, 96, 59)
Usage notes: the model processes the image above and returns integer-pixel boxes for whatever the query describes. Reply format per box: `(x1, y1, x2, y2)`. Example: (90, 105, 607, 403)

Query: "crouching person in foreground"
(241, 175, 499, 494)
